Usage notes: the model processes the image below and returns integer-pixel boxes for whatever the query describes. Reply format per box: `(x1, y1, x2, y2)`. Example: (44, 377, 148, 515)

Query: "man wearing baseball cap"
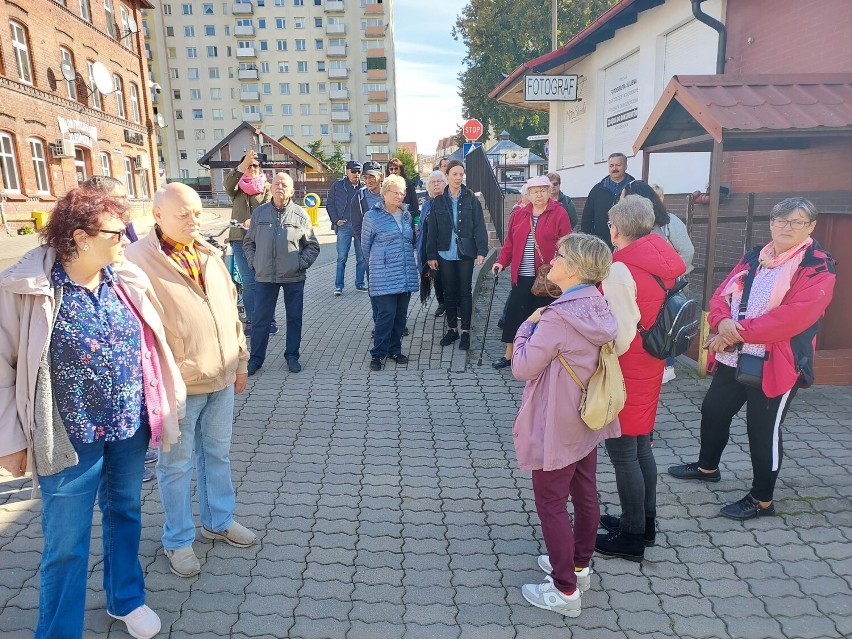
(327, 160, 364, 295)
(350, 161, 384, 251)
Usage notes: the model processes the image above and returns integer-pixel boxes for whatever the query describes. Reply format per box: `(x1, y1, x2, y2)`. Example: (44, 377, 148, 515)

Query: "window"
(10, 21, 33, 84)
(295, 39, 306, 51)
(260, 62, 270, 72)
(212, 109, 224, 119)
(187, 47, 198, 58)
(262, 83, 271, 94)
(184, 26, 195, 37)
(204, 25, 215, 36)
(139, 172, 149, 199)
(0, 132, 21, 192)
(299, 83, 309, 94)
(104, 0, 117, 38)
(301, 125, 312, 136)
(60, 48, 77, 100)
(176, 130, 185, 139)
(173, 89, 182, 100)
(181, 3, 192, 14)
(317, 61, 325, 72)
(319, 103, 328, 114)
(124, 157, 136, 198)
(315, 39, 323, 50)
(295, 17, 305, 28)
(190, 88, 201, 100)
(194, 129, 205, 140)
(86, 61, 102, 109)
(212, 129, 225, 141)
(333, 125, 350, 134)
(119, 6, 133, 48)
(275, 0, 283, 5)
(282, 125, 294, 136)
(320, 124, 329, 135)
(264, 104, 273, 115)
(259, 40, 269, 51)
(99, 152, 111, 176)
(294, 0, 303, 5)
(79, 0, 92, 22)
(129, 83, 140, 123)
(277, 40, 287, 51)
(297, 61, 308, 73)
(113, 75, 125, 118)
(282, 104, 292, 115)
(209, 67, 220, 78)
(210, 88, 221, 99)
(278, 62, 289, 73)
(300, 104, 310, 115)
(167, 47, 176, 58)
(29, 139, 50, 194)
(179, 169, 190, 179)
(202, 3, 213, 13)
(314, 17, 322, 27)
(188, 67, 200, 79)
(175, 109, 183, 119)
(279, 83, 290, 94)
(192, 109, 203, 119)
(163, 4, 171, 14)
(207, 46, 218, 57)
(275, 18, 285, 28)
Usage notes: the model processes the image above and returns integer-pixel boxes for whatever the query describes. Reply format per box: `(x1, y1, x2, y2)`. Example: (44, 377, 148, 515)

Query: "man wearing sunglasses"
(327, 160, 365, 295)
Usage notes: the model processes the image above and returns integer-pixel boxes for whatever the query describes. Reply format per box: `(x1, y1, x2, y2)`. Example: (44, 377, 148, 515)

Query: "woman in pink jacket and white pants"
(511, 233, 621, 618)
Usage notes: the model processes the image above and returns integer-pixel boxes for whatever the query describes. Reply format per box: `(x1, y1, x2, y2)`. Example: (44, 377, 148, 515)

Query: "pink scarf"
(723, 237, 813, 311)
(238, 173, 267, 197)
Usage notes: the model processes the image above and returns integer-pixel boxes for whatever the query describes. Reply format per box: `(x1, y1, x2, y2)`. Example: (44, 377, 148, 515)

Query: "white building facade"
(143, 0, 397, 182)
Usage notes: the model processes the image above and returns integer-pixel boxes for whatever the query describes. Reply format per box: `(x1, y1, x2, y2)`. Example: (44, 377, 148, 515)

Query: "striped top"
(518, 216, 539, 277)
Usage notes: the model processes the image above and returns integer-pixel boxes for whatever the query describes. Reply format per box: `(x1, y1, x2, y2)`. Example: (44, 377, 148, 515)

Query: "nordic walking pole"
(477, 272, 499, 366)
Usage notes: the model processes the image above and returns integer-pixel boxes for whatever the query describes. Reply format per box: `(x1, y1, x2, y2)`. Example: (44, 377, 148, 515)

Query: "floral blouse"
(49, 262, 146, 444)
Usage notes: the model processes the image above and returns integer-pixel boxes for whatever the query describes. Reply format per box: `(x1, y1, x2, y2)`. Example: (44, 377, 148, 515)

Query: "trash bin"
(32, 210, 49, 230)
(303, 193, 321, 227)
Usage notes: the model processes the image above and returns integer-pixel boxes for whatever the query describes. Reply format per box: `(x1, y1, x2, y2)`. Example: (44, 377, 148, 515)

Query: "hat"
(525, 175, 551, 189)
(346, 160, 362, 172)
(363, 160, 383, 177)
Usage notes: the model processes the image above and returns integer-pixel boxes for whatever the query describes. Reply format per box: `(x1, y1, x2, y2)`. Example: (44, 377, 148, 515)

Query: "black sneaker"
(434, 304, 446, 317)
(440, 329, 460, 347)
(600, 514, 656, 547)
(720, 493, 776, 521)
(492, 357, 511, 369)
(459, 332, 470, 350)
(594, 529, 645, 563)
(370, 357, 384, 371)
(247, 361, 262, 376)
(388, 353, 409, 364)
(403, 327, 410, 337)
(668, 462, 721, 483)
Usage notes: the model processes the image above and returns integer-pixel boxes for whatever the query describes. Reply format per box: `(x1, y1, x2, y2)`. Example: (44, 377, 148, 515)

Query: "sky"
(392, 0, 468, 156)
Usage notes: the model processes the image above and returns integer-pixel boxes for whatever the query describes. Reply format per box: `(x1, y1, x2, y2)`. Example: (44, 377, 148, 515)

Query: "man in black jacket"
(580, 152, 635, 248)
(328, 160, 364, 295)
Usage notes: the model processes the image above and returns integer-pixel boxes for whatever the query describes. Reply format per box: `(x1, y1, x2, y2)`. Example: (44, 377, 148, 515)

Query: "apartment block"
(143, 0, 397, 184)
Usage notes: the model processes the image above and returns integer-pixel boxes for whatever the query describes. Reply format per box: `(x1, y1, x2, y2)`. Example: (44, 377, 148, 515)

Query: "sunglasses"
(388, 166, 401, 172)
(248, 163, 260, 168)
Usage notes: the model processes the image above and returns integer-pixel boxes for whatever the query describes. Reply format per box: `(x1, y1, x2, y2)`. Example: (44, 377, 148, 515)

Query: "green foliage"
(453, 0, 616, 152)
(307, 140, 328, 164)
(391, 147, 418, 179)
(328, 144, 346, 173)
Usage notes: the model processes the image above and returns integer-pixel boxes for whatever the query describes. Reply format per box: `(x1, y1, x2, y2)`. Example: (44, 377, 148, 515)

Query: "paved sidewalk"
(1, 251, 851, 638)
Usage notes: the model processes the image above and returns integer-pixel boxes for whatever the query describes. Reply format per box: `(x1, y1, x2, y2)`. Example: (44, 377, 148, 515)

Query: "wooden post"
(744, 192, 755, 252)
(698, 139, 725, 378)
(641, 149, 650, 182)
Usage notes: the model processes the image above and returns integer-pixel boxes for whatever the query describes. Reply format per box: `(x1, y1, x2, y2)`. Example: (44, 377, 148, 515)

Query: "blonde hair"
(557, 233, 612, 283)
(380, 174, 407, 195)
(651, 183, 664, 202)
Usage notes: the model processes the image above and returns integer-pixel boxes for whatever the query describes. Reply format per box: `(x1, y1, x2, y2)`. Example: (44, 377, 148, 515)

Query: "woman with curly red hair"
(0, 188, 185, 639)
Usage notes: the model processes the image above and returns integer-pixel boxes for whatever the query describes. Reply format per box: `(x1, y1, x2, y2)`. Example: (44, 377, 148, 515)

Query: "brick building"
(0, 0, 156, 232)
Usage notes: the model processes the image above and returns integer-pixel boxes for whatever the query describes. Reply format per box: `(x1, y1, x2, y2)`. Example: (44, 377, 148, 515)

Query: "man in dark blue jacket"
(327, 160, 364, 295)
(580, 152, 635, 249)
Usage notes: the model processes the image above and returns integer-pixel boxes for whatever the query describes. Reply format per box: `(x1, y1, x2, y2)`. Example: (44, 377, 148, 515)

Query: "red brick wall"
(0, 0, 153, 223)
(722, 0, 852, 193)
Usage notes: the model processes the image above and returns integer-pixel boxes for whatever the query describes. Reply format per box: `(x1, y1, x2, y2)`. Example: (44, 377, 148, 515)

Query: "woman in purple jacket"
(511, 233, 621, 618)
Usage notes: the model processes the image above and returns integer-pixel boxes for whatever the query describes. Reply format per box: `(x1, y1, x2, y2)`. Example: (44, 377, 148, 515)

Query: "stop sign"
(463, 118, 484, 141)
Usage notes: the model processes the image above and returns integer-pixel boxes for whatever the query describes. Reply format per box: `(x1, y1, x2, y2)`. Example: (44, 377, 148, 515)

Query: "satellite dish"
(91, 61, 113, 94)
(60, 60, 76, 82)
(126, 18, 138, 34)
(156, 113, 166, 128)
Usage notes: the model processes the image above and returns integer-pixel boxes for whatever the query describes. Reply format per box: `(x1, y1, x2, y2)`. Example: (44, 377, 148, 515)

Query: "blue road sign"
(463, 142, 483, 157)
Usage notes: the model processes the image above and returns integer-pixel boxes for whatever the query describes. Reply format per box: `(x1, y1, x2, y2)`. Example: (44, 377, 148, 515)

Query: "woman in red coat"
(597, 195, 685, 562)
(491, 176, 571, 368)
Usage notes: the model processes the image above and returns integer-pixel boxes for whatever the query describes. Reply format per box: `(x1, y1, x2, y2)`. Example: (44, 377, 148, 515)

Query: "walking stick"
(477, 272, 499, 366)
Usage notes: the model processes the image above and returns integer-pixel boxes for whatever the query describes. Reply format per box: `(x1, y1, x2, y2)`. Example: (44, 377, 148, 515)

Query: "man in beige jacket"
(125, 183, 254, 578)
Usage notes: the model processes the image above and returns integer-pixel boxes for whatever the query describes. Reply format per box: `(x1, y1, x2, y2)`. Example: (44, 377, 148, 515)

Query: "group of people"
(508, 155, 835, 618)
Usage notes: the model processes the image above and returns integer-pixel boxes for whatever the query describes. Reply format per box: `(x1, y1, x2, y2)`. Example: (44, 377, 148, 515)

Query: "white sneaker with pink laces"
(109, 604, 161, 639)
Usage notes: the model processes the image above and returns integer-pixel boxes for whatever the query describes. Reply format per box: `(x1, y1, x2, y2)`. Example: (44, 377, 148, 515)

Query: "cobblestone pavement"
(1, 253, 851, 638)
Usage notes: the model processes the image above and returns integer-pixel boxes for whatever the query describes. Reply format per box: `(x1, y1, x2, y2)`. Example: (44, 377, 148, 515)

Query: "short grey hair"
(608, 152, 627, 163)
(426, 170, 447, 186)
(608, 194, 654, 240)
(557, 233, 612, 284)
(769, 197, 818, 223)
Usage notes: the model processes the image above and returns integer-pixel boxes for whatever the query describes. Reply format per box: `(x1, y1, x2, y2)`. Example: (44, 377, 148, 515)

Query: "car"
(502, 184, 523, 195)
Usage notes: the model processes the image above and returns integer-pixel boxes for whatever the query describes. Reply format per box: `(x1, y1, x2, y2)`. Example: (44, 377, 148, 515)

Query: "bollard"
(304, 193, 321, 227)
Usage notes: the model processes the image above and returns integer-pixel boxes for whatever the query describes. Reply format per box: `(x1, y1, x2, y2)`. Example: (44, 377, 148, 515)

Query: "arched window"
(129, 82, 141, 123)
(60, 47, 77, 100)
(29, 138, 52, 194)
(0, 131, 22, 193)
(99, 151, 112, 176)
(10, 21, 33, 84)
(113, 74, 126, 118)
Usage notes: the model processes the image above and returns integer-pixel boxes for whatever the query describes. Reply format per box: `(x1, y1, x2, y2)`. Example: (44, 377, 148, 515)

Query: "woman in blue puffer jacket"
(361, 174, 420, 371)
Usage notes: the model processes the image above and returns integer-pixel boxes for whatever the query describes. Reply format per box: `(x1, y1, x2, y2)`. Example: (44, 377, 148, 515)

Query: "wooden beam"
(643, 134, 714, 153)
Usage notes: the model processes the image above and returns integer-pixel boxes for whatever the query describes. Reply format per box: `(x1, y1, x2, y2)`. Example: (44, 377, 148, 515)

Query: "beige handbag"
(557, 341, 626, 431)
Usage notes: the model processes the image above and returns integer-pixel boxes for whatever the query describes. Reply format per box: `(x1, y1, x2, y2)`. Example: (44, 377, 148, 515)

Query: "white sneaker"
(662, 366, 676, 383)
(109, 605, 161, 639)
(521, 579, 581, 617)
(537, 555, 591, 592)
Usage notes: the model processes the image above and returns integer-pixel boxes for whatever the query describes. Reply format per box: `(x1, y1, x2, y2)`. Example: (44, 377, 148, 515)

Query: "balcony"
(232, 2, 253, 14)
(234, 25, 255, 36)
(326, 23, 345, 35)
(366, 47, 385, 58)
(243, 112, 262, 122)
(365, 25, 384, 38)
(364, 2, 384, 15)
(368, 112, 389, 123)
(368, 90, 387, 102)
(371, 152, 389, 162)
(366, 69, 387, 80)
(328, 67, 349, 79)
(240, 90, 260, 101)
(329, 88, 349, 100)
(236, 47, 257, 58)
(327, 45, 347, 57)
(324, 0, 344, 12)
(331, 131, 351, 143)
(331, 111, 351, 122)
(369, 132, 389, 144)
(238, 68, 259, 80)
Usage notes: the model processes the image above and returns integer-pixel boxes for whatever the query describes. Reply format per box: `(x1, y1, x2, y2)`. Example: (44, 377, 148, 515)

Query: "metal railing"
(465, 145, 506, 243)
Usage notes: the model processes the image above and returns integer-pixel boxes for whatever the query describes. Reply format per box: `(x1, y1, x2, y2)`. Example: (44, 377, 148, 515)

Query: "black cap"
(346, 160, 362, 172)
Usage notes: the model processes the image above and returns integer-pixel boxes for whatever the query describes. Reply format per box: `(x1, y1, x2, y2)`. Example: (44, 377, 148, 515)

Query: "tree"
(327, 144, 346, 174)
(391, 147, 418, 180)
(307, 140, 329, 164)
(453, 0, 616, 152)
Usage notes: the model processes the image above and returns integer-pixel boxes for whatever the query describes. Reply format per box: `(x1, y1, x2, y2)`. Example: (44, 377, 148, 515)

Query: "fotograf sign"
(524, 74, 579, 102)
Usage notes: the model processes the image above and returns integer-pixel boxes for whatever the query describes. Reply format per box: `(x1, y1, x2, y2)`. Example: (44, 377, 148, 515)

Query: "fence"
(465, 146, 506, 243)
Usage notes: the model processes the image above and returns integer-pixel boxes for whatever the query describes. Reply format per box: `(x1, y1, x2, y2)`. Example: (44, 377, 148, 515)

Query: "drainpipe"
(691, 0, 727, 73)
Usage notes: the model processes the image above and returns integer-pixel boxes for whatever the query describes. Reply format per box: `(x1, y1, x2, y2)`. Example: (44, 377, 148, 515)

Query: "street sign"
(463, 142, 482, 157)
(526, 134, 549, 141)
(524, 74, 579, 101)
(462, 118, 484, 141)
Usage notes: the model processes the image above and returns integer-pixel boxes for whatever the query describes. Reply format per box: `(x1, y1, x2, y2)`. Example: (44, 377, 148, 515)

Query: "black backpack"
(638, 276, 699, 359)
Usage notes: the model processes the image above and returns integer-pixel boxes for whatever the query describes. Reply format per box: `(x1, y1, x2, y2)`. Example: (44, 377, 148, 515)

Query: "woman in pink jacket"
(511, 233, 620, 618)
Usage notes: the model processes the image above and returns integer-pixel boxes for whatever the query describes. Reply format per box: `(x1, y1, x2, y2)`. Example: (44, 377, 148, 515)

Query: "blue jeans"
(334, 222, 365, 290)
(36, 424, 149, 639)
(157, 388, 236, 550)
(371, 292, 410, 359)
(231, 240, 255, 323)
(251, 280, 305, 365)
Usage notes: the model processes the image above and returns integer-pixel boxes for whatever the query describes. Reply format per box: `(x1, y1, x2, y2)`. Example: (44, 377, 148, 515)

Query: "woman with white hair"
(417, 170, 449, 317)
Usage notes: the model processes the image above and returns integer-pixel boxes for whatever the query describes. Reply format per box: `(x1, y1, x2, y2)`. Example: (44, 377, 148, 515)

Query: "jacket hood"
(543, 287, 618, 347)
(0, 245, 55, 296)
(615, 233, 685, 280)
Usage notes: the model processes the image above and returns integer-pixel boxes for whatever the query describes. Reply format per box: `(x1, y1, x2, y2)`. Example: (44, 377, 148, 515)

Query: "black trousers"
(698, 363, 799, 502)
(438, 257, 474, 330)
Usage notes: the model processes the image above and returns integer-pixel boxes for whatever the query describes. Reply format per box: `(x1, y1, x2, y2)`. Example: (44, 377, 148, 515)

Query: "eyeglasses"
(248, 164, 260, 168)
(770, 217, 812, 229)
(388, 166, 401, 172)
(96, 228, 127, 241)
(606, 221, 614, 229)
(386, 189, 405, 197)
(553, 251, 566, 261)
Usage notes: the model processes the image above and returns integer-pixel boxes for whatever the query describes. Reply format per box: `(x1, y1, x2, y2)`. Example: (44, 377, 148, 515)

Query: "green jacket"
(224, 169, 272, 241)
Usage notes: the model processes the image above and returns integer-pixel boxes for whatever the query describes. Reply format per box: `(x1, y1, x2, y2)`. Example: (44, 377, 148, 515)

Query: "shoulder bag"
(558, 341, 626, 431)
(449, 194, 477, 260)
(733, 264, 764, 388)
(529, 216, 561, 297)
